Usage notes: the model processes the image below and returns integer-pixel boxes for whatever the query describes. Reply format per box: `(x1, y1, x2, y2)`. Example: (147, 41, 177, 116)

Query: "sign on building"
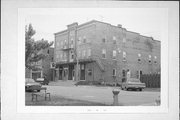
(50, 62, 56, 68)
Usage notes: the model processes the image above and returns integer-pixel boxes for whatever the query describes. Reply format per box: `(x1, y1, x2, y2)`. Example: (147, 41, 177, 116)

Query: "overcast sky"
(25, 8, 168, 43)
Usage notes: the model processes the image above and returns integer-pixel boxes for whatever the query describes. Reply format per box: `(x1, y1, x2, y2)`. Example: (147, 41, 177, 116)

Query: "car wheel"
(139, 88, 142, 91)
(37, 90, 40, 92)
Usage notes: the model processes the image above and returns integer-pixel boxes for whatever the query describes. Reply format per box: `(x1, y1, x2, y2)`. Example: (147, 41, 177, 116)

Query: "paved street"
(26, 81, 160, 106)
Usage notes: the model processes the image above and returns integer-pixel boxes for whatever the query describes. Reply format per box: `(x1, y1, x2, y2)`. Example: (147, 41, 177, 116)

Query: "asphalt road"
(29, 85, 160, 106)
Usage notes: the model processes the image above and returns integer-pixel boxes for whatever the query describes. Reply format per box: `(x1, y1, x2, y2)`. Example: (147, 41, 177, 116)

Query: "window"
(78, 37, 81, 44)
(81, 64, 85, 70)
(102, 38, 106, 43)
(47, 49, 49, 54)
(83, 36, 86, 43)
(112, 50, 117, 59)
(138, 53, 141, 62)
(78, 51, 81, 58)
(113, 69, 116, 76)
(82, 50, 86, 58)
(60, 53, 62, 59)
(154, 56, 157, 64)
(56, 42, 59, 47)
(88, 48, 91, 57)
(123, 51, 126, 61)
(113, 36, 116, 44)
(88, 69, 92, 76)
(60, 41, 63, 48)
(102, 49, 106, 58)
(148, 55, 152, 64)
(64, 40, 67, 45)
(123, 51, 126, 58)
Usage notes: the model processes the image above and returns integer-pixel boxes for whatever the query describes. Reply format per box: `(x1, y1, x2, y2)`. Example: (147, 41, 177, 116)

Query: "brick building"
(54, 20, 160, 84)
(25, 47, 54, 81)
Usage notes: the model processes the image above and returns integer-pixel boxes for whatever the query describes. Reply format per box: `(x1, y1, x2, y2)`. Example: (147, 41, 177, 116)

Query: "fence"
(140, 74, 160, 88)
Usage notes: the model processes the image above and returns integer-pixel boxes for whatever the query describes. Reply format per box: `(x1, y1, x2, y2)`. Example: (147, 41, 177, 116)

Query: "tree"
(25, 24, 53, 69)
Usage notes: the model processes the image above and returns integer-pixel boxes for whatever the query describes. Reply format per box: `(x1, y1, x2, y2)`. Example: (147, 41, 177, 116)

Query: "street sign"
(50, 62, 56, 68)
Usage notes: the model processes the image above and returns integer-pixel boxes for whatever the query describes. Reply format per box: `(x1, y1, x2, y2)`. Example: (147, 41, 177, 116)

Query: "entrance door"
(68, 65, 74, 80)
(59, 69, 63, 80)
(80, 64, 85, 80)
(63, 68, 68, 80)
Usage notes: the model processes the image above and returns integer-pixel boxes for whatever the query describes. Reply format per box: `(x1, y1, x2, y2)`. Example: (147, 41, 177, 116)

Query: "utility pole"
(75, 29, 79, 81)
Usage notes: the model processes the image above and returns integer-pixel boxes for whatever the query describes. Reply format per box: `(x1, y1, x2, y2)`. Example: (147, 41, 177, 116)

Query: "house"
(25, 47, 54, 81)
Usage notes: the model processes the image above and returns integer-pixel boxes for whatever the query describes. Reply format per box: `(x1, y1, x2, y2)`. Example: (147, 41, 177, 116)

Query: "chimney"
(117, 24, 122, 28)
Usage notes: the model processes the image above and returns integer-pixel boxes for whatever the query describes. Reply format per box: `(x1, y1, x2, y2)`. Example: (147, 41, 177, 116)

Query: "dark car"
(25, 78, 42, 92)
(121, 78, 146, 91)
(36, 77, 49, 85)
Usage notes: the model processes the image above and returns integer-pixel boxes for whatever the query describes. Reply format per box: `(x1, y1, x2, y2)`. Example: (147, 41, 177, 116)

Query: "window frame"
(112, 50, 117, 59)
(112, 68, 116, 76)
(102, 49, 106, 59)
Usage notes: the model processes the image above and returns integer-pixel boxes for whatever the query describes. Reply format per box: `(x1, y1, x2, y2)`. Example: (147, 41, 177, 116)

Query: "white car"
(121, 78, 146, 91)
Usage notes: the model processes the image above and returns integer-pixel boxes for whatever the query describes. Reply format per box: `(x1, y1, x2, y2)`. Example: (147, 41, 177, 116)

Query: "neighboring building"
(54, 20, 161, 84)
(25, 47, 54, 81)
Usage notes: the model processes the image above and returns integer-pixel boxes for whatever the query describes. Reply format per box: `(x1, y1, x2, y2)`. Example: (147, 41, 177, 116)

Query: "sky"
(25, 8, 168, 43)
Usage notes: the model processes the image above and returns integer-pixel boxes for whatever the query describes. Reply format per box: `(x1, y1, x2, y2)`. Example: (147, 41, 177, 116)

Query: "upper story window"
(82, 50, 86, 58)
(78, 51, 81, 59)
(123, 51, 126, 61)
(60, 41, 63, 48)
(154, 56, 157, 64)
(83, 36, 86, 43)
(60, 53, 63, 59)
(113, 36, 116, 44)
(87, 48, 91, 57)
(56, 42, 59, 47)
(123, 51, 126, 58)
(148, 55, 152, 63)
(112, 50, 117, 59)
(102, 49, 106, 58)
(64, 40, 67, 44)
(78, 37, 82, 44)
(138, 53, 141, 62)
(112, 68, 116, 76)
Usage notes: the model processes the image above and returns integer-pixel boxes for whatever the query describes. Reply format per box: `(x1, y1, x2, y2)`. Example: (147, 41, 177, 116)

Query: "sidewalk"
(49, 80, 76, 86)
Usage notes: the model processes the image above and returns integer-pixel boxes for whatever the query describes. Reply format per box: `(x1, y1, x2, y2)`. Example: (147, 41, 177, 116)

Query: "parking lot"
(25, 82, 160, 106)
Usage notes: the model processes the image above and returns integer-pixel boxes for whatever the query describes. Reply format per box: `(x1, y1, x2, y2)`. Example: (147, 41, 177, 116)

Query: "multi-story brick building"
(25, 47, 54, 81)
(54, 20, 160, 84)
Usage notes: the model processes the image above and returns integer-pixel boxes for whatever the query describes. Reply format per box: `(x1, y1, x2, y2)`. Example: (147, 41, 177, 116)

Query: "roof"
(54, 19, 160, 42)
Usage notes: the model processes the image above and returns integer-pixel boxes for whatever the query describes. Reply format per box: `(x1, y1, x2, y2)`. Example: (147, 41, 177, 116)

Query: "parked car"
(25, 78, 42, 92)
(121, 78, 146, 91)
(36, 77, 49, 85)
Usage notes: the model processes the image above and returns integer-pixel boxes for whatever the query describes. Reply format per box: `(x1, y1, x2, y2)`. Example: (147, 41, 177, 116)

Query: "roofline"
(54, 19, 161, 42)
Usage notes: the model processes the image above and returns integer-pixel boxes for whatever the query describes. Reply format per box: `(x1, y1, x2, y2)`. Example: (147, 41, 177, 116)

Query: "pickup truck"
(121, 78, 146, 91)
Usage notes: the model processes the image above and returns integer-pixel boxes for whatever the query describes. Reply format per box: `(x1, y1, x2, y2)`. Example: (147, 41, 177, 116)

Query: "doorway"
(80, 64, 85, 80)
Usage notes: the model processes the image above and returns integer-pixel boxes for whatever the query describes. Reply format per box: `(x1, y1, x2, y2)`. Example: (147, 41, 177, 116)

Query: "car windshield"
(26, 78, 35, 83)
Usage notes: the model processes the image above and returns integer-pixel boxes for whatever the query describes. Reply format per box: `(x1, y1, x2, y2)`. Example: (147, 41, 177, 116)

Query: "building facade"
(25, 47, 54, 81)
(54, 20, 160, 84)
